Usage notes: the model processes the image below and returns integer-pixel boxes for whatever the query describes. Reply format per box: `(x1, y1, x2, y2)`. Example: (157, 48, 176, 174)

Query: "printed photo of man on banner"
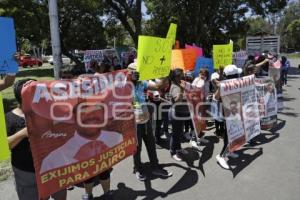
(220, 74, 261, 152)
(21, 70, 137, 199)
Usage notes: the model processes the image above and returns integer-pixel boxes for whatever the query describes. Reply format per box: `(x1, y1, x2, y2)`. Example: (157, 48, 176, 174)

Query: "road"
(1, 59, 300, 200)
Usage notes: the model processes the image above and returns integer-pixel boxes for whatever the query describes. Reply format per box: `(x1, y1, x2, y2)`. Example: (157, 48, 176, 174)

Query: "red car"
(19, 55, 43, 67)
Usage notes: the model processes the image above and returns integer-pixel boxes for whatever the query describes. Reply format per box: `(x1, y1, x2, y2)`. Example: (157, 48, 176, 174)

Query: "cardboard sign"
(84, 50, 104, 72)
(0, 94, 10, 161)
(220, 75, 260, 152)
(166, 23, 177, 45)
(185, 44, 203, 57)
(171, 49, 197, 71)
(22, 70, 137, 199)
(233, 51, 247, 68)
(0, 17, 18, 74)
(137, 36, 172, 80)
(213, 43, 233, 70)
(194, 57, 214, 78)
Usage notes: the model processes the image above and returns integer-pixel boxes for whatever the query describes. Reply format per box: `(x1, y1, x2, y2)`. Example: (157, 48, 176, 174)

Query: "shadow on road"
(107, 163, 198, 200)
(228, 147, 263, 178)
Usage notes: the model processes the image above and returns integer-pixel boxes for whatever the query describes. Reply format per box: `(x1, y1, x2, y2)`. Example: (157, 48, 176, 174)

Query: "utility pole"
(48, 0, 62, 80)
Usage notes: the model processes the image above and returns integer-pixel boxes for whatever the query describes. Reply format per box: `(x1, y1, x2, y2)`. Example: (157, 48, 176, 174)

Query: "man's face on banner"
(267, 84, 273, 93)
(74, 102, 106, 139)
(230, 101, 238, 115)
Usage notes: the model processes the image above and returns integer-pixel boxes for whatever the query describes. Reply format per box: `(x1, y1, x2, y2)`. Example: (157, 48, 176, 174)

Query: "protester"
(169, 68, 190, 161)
(127, 61, 173, 181)
(183, 71, 194, 140)
(214, 65, 243, 169)
(190, 68, 210, 148)
(281, 56, 290, 85)
(6, 79, 67, 200)
(79, 60, 117, 200)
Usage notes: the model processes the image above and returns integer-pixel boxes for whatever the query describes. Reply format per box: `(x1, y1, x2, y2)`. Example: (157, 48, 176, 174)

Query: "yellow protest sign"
(0, 93, 10, 161)
(166, 23, 177, 45)
(137, 36, 172, 80)
(213, 43, 233, 69)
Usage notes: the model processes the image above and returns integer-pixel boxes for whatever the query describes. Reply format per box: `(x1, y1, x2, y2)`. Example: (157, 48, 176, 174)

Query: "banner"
(0, 17, 18, 74)
(171, 49, 197, 71)
(213, 43, 233, 70)
(137, 36, 172, 80)
(193, 57, 214, 78)
(184, 83, 206, 137)
(166, 23, 177, 45)
(22, 70, 137, 199)
(255, 78, 277, 130)
(84, 50, 104, 72)
(185, 44, 203, 57)
(220, 75, 260, 152)
(0, 94, 10, 161)
(233, 51, 247, 68)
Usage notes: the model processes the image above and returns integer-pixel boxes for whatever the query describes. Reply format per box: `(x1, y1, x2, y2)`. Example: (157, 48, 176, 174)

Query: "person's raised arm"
(8, 127, 28, 149)
(0, 74, 15, 91)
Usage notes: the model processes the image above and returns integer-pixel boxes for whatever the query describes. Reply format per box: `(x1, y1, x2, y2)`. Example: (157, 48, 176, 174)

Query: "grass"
(283, 53, 300, 59)
(1, 64, 54, 112)
(0, 64, 54, 182)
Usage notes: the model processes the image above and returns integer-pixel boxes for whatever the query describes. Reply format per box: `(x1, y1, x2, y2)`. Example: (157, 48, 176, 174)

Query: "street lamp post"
(48, 0, 62, 80)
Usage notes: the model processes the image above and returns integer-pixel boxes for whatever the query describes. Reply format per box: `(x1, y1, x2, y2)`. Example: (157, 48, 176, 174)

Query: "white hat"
(224, 64, 242, 76)
(211, 72, 220, 80)
(127, 59, 137, 70)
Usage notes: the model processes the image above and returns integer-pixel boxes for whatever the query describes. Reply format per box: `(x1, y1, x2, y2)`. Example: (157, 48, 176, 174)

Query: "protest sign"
(185, 44, 203, 57)
(213, 43, 233, 70)
(84, 50, 104, 72)
(193, 57, 214, 78)
(0, 94, 10, 161)
(255, 78, 277, 130)
(0, 17, 18, 74)
(166, 23, 177, 45)
(22, 70, 137, 199)
(171, 49, 197, 71)
(233, 51, 247, 68)
(137, 36, 172, 80)
(184, 82, 206, 138)
(220, 75, 260, 152)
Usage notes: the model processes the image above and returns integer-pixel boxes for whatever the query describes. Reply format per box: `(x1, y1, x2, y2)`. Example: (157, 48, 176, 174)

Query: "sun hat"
(223, 64, 242, 76)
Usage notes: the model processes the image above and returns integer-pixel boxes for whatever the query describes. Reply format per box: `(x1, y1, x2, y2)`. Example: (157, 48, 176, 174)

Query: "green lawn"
(1, 64, 54, 112)
(0, 64, 54, 181)
(283, 53, 300, 59)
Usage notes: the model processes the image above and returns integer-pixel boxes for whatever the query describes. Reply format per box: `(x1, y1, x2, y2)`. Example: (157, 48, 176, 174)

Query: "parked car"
(19, 55, 43, 68)
(49, 55, 71, 65)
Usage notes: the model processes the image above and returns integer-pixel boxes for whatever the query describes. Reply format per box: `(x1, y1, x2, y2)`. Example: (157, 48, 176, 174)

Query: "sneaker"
(161, 133, 168, 140)
(216, 154, 230, 169)
(152, 167, 173, 177)
(184, 132, 192, 140)
(200, 137, 209, 144)
(135, 171, 147, 181)
(227, 152, 239, 158)
(172, 154, 183, 161)
(190, 140, 199, 148)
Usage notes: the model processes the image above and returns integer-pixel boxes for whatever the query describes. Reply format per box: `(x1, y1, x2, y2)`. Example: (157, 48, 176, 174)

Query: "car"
(19, 55, 43, 68)
(49, 55, 71, 65)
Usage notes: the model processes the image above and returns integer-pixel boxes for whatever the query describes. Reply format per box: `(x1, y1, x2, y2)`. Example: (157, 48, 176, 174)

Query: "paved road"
(1, 59, 300, 200)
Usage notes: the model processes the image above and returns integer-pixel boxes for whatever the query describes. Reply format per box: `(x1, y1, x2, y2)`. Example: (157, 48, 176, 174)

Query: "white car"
(48, 55, 71, 65)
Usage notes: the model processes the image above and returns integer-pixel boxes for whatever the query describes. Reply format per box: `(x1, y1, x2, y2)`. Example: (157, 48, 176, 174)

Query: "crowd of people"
(0, 51, 291, 200)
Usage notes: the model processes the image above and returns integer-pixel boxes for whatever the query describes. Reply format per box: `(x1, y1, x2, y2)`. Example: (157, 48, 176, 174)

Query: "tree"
(144, 0, 287, 54)
(0, 0, 108, 65)
(246, 17, 273, 36)
(286, 19, 300, 51)
(277, 2, 300, 51)
(103, 0, 142, 47)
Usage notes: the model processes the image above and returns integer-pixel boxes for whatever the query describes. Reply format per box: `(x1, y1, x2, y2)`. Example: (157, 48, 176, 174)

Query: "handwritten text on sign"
(213, 44, 233, 69)
(137, 36, 172, 80)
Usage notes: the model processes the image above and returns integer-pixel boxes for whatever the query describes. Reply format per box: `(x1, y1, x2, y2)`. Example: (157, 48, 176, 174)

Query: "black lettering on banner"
(142, 56, 154, 65)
